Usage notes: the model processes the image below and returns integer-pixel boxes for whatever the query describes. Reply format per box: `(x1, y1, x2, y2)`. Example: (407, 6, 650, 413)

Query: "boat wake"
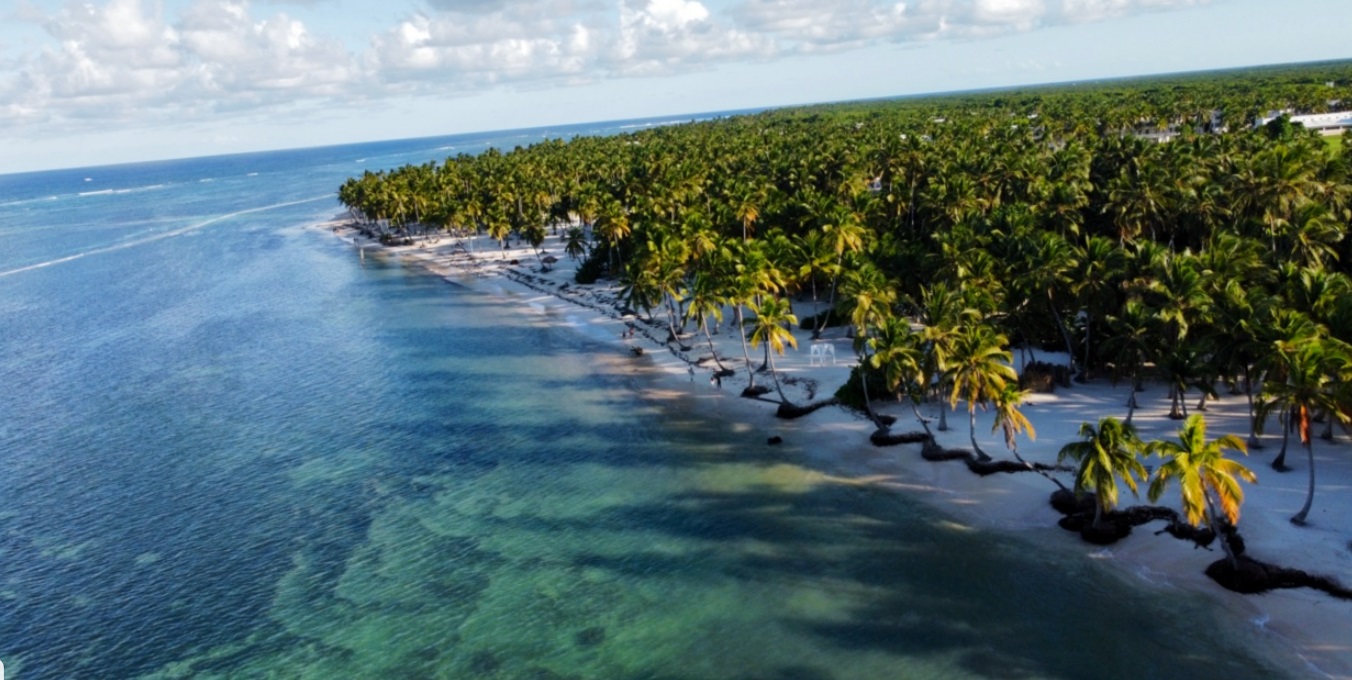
(0, 194, 334, 279)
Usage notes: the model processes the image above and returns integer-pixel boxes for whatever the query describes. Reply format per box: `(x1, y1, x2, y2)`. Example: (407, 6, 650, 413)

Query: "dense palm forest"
(339, 61, 1352, 567)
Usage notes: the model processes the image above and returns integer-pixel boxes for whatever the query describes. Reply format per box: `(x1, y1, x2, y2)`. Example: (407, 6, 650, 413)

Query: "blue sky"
(1, 0, 1349, 174)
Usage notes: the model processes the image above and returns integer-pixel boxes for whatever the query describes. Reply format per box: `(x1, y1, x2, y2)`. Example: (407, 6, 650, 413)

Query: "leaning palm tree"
(747, 297, 799, 405)
(1057, 417, 1148, 533)
(682, 271, 732, 374)
(990, 383, 1067, 491)
(1256, 337, 1350, 524)
(944, 323, 1016, 462)
(1147, 414, 1256, 566)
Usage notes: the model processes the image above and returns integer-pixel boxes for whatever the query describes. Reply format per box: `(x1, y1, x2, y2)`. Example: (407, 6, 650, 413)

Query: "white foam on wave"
(0, 195, 60, 208)
(0, 193, 335, 279)
(77, 183, 169, 197)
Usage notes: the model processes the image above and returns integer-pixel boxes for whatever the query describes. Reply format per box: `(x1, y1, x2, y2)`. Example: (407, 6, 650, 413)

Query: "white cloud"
(0, 0, 1212, 132)
(728, 0, 1207, 51)
(611, 0, 772, 74)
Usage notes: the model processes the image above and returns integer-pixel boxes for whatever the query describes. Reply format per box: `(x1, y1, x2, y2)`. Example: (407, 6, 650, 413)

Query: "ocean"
(0, 119, 1308, 678)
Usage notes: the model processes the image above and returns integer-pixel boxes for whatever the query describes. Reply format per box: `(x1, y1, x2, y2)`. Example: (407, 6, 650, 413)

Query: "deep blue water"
(0, 122, 1311, 679)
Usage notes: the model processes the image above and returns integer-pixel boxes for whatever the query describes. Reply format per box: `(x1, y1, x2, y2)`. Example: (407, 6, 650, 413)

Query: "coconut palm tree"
(683, 271, 732, 374)
(990, 382, 1067, 491)
(1057, 417, 1149, 532)
(944, 323, 1017, 462)
(1256, 337, 1350, 524)
(841, 262, 898, 430)
(870, 316, 935, 438)
(748, 297, 799, 404)
(1102, 298, 1155, 423)
(1147, 414, 1256, 566)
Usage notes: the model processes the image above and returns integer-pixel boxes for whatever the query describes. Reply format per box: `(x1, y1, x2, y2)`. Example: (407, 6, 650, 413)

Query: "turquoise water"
(0, 129, 1309, 678)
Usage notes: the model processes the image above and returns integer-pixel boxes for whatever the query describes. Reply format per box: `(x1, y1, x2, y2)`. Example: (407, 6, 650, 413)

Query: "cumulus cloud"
(0, 0, 1210, 130)
(729, 0, 1207, 51)
(0, 0, 358, 127)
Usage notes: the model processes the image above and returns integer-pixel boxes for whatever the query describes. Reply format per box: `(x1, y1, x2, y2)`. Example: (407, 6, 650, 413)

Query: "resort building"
(1256, 110, 1352, 135)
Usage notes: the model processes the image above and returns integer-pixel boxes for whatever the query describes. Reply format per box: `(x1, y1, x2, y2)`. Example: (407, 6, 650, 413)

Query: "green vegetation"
(339, 60, 1352, 533)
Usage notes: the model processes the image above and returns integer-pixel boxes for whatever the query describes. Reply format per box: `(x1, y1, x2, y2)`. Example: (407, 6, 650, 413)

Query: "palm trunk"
(664, 296, 683, 347)
(1245, 368, 1263, 449)
(909, 398, 935, 440)
(814, 260, 842, 340)
(1125, 370, 1139, 425)
(860, 359, 886, 432)
(734, 306, 756, 391)
(701, 321, 729, 372)
(1011, 446, 1069, 491)
(1049, 290, 1076, 373)
(969, 407, 990, 461)
(1204, 495, 1239, 569)
(1290, 441, 1317, 525)
(936, 373, 950, 431)
(1078, 312, 1093, 382)
(768, 353, 789, 405)
(1272, 410, 1291, 471)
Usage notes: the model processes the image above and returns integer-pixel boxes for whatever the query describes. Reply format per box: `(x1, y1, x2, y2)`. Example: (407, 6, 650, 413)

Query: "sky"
(1, 0, 1349, 174)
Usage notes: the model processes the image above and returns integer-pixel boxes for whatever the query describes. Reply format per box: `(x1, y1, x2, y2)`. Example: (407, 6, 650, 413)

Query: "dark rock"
(741, 385, 771, 397)
(1050, 489, 1096, 515)
(1080, 519, 1132, 545)
(767, 436, 783, 445)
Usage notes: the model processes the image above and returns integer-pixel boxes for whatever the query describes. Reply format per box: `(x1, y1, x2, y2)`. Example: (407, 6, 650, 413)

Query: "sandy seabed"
(324, 221, 1352, 679)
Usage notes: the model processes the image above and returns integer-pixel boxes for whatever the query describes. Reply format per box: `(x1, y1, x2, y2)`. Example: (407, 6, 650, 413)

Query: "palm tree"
(917, 282, 971, 432)
(563, 226, 588, 261)
(990, 383, 1067, 490)
(841, 262, 898, 428)
(944, 323, 1017, 462)
(813, 208, 867, 339)
(1057, 417, 1148, 532)
(1147, 414, 1256, 566)
(1102, 298, 1154, 423)
(870, 316, 936, 438)
(747, 297, 799, 404)
(683, 271, 732, 374)
(1256, 337, 1350, 524)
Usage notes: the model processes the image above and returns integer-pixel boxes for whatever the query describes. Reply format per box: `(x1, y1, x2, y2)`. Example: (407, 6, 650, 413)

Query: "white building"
(1257, 111, 1352, 135)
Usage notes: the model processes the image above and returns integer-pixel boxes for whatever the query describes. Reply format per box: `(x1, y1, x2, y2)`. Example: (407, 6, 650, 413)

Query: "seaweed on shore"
(1206, 557, 1352, 600)
(869, 430, 931, 447)
(775, 398, 840, 420)
(966, 459, 1070, 477)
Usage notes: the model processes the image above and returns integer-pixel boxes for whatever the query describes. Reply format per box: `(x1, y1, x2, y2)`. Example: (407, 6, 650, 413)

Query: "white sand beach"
(327, 222, 1352, 678)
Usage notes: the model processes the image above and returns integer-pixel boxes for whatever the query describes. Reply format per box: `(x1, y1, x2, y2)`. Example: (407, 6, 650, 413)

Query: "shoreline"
(320, 219, 1352, 678)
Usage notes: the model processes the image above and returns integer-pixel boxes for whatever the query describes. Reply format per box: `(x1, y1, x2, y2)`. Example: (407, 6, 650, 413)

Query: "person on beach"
(688, 365, 695, 381)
